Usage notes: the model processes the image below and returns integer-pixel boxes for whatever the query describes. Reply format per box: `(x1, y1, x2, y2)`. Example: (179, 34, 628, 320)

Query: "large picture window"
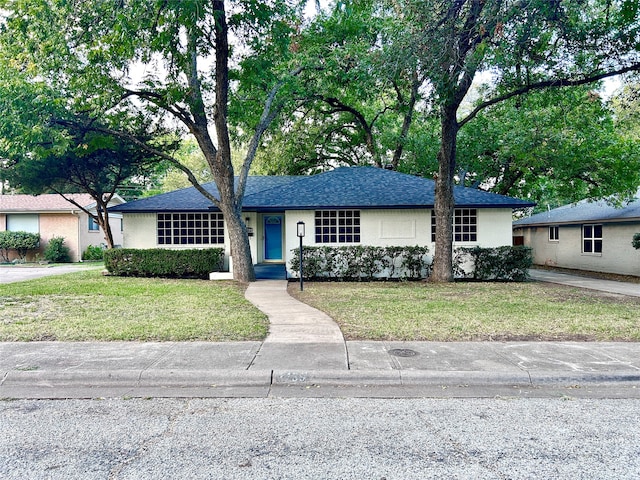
(431, 209, 477, 242)
(315, 210, 361, 243)
(583, 224, 602, 254)
(157, 212, 225, 245)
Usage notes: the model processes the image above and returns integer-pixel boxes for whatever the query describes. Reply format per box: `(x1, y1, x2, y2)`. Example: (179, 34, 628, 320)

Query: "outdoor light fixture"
(297, 221, 305, 291)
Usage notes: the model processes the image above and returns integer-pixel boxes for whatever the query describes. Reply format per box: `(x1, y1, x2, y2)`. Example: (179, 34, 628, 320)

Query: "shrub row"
(290, 245, 431, 280)
(290, 245, 532, 282)
(454, 246, 533, 281)
(0, 231, 40, 262)
(104, 248, 225, 279)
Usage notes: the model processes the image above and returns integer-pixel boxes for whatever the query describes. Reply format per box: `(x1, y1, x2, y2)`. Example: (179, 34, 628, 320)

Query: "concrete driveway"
(0, 265, 94, 284)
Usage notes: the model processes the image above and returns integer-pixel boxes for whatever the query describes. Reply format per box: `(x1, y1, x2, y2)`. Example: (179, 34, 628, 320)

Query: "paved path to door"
(244, 280, 348, 370)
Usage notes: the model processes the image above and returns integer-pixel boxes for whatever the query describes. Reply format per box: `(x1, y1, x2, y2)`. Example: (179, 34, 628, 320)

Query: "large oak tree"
(0, 0, 303, 282)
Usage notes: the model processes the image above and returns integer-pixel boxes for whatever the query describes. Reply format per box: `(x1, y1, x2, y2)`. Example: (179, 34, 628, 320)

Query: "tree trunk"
(220, 202, 256, 283)
(431, 104, 458, 283)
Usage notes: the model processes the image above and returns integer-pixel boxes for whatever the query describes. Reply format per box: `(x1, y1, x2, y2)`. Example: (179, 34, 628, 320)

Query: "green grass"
(288, 281, 640, 341)
(0, 270, 268, 341)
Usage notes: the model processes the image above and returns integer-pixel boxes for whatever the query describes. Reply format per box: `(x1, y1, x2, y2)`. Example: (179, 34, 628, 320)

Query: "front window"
(157, 212, 225, 245)
(583, 224, 602, 254)
(549, 226, 559, 241)
(431, 209, 477, 242)
(88, 216, 100, 231)
(315, 210, 361, 243)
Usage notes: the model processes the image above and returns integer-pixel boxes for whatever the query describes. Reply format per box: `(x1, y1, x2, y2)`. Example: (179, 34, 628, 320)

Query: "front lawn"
(288, 281, 640, 341)
(0, 270, 268, 341)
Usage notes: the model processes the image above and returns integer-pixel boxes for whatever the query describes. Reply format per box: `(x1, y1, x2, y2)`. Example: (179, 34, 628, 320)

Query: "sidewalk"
(1, 269, 639, 399)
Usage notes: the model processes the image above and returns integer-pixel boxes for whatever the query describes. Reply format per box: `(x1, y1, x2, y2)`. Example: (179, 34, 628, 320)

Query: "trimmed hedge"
(104, 248, 225, 279)
(290, 245, 431, 280)
(454, 246, 533, 281)
(0, 230, 40, 262)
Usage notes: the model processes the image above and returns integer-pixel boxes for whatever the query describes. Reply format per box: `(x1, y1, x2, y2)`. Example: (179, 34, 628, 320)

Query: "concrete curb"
(3, 368, 639, 399)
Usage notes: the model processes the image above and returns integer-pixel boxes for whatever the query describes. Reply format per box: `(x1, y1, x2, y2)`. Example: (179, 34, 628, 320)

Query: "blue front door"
(264, 215, 283, 260)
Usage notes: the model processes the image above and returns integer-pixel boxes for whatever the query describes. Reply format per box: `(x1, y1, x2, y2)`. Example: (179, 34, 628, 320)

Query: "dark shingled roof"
(513, 191, 640, 227)
(111, 167, 535, 213)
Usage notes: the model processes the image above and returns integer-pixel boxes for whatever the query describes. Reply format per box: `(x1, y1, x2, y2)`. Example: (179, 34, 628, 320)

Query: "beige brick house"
(0, 194, 124, 262)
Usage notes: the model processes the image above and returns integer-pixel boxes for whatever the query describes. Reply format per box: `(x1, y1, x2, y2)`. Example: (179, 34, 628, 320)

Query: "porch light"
(297, 221, 305, 291)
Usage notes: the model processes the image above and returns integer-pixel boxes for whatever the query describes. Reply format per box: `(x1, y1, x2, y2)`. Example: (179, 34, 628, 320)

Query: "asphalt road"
(2, 397, 639, 479)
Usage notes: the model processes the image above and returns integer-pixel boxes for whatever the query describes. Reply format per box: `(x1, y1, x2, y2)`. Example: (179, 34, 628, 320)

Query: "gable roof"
(513, 192, 640, 227)
(110, 167, 535, 213)
(0, 193, 125, 213)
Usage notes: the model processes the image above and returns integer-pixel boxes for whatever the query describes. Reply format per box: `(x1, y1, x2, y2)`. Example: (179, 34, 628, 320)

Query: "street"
(2, 397, 639, 479)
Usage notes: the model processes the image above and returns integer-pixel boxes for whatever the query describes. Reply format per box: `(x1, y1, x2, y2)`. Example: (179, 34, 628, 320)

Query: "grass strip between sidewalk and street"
(0, 270, 268, 341)
(288, 281, 640, 342)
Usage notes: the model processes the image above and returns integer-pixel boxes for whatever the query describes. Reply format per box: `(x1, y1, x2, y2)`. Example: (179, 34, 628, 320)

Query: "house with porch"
(0, 193, 125, 262)
(512, 192, 640, 277)
(110, 167, 534, 276)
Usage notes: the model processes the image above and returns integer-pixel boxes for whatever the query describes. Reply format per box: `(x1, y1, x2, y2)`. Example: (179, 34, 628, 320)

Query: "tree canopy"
(1, 0, 639, 282)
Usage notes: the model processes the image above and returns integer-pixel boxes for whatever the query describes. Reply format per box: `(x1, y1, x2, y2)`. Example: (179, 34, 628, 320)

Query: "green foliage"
(0, 231, 40, 262)
(454, 246, 533, 282)
(104, 248, 224, 279)
(82, 245, 105, 261)
(43, 236, 71, 263)
(632, 233, 640, 250)
(290, 245, 431, 280)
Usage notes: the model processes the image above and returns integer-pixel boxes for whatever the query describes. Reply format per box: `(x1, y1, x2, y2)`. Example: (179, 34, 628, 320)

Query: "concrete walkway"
(244, 280, 348, 370)
(529, 268, 640, 297)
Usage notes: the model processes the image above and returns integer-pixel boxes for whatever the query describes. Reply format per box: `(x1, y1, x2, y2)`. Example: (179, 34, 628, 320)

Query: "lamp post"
(297, 221, 305, 291)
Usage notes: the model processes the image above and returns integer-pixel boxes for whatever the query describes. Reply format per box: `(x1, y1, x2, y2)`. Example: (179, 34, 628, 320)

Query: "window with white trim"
(157, 212, 225, 245)
(582, 224, 602, 254)
(549, 226, 559, 241)
(315, 210, 360, 243)
(431, 209, 477, 242)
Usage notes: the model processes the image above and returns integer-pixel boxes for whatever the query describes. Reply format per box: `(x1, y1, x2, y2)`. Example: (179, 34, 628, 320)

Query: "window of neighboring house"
(88, 216, 100, 231)
(583, 224, 603, 254)
(6, 214, 39, 233)
(315, 210, 361, 243)
(157, 212, 225, 245)
(431, 209, 477, 242)
(549, 226, 559, 241)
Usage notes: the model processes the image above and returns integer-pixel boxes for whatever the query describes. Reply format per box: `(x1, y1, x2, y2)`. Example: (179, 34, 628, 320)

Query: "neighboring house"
(110, 167, 534, 275)
(0, 194, 125, 262)
(513, 192, 640, 277)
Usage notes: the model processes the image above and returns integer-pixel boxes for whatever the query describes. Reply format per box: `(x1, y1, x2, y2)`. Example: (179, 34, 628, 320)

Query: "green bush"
(43, 236, 71, 263)
(632, 233, 640, 250)
(454, 246, 533, 281)
(82, 244, 105, 261)
(290, 245, 431, 280)
(0, 230, 40, 262)
(104, 248, 225, 279)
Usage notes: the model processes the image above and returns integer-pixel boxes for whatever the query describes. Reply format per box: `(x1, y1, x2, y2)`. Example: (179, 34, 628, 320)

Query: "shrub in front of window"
(104, 248, 224, 279)
(454, 246, 533, 281)
(0, 231, 40, 262)
(290, 245, 430, 280)
(82, 245, 106, 261)
(632, 233, 640, 250)
(44, 236, 71, 263)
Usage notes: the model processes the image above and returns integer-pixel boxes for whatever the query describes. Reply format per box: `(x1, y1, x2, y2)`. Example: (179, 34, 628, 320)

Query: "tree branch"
(459, 63, 640, 127)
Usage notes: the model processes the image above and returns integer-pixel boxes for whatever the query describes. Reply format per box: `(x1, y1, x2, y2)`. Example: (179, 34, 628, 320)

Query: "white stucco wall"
(517, 222, 640, 276)
(121, 207, 516, 274)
